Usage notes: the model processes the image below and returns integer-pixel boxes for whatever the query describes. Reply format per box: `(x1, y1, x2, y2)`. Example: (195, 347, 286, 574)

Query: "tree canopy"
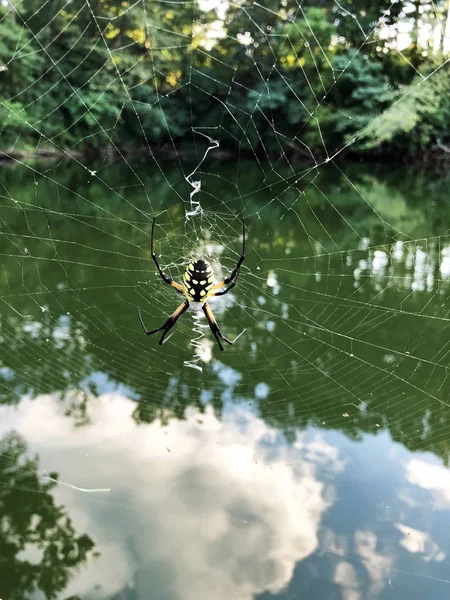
(0, 0, 449, 160)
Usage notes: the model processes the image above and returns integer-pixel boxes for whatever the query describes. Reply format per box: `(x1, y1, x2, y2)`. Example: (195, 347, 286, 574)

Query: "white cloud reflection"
(334, 560, 360, 600)
(406, 458, 450, 509)
(354, 530, 393, 597)
(0, 393, 340, 600)
(395, 524, 445, 563)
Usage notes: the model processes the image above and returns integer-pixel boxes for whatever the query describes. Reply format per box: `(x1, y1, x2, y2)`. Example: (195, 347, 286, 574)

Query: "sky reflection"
(1, 385, 450, 599)
(1, 391, 338, 599)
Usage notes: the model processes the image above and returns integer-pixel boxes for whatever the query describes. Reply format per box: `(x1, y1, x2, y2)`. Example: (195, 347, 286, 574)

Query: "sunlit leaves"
(357, 62, 450, 153)
(166, 69, 183, 87)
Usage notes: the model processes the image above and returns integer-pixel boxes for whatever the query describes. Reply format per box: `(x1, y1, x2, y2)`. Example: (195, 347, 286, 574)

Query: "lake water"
(0, 158, 450, 599)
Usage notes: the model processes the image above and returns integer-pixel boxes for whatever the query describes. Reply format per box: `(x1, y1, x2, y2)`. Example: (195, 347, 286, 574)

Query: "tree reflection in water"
(0, 432, 95, 600)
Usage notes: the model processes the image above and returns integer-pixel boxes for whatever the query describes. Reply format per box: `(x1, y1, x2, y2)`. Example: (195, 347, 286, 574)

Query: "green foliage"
(316, 50, 390, 146)
(0, 101, 32, 147)
(357, 63, 450, 153)
(0, 0, 449, 158)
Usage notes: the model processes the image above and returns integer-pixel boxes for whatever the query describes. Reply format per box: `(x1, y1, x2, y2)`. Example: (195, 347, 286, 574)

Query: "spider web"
(1, 0, 450, 597)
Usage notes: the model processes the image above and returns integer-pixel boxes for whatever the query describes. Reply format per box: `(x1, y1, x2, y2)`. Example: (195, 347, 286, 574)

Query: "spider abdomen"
(183, 259, 215, 302)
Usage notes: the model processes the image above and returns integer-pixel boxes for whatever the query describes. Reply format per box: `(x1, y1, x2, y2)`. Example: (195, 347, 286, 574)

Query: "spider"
(138, 218, 246, 351)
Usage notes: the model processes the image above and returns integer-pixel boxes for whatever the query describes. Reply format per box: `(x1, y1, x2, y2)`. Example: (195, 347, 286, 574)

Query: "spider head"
(183, 259, 215, 302)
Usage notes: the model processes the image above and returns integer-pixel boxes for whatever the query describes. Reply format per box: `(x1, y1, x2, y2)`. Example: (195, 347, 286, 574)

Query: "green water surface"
(0, 158, 449, 599)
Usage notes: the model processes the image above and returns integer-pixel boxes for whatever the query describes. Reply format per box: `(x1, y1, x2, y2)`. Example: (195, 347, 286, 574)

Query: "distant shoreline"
(1, 144, 449, 167)
(0, 148, 83, 161)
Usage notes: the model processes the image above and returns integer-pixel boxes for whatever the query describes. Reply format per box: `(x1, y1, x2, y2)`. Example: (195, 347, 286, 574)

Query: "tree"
(356, 61, 450, 154)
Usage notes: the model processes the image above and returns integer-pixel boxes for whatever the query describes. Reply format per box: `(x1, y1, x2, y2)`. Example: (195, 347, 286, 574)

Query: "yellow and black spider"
(138, 218, 245, 351)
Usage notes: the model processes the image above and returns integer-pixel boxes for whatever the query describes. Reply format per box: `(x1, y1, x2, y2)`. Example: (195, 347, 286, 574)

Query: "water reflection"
(0, 161, 450, 459)
(2, 389, 450, 598)
(351, 240, 450, 295)
(405, 459, 450, 510)
(1, 159, 450, 598)
(0, 431, 95, 600)
(1, 391, 337, 599)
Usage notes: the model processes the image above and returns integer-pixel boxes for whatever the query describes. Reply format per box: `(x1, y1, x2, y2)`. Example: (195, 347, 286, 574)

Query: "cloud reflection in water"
(0, 392, 341, 600)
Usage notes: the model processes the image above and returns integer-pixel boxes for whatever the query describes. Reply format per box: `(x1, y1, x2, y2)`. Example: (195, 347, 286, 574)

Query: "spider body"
(183, 259, 215, 302)
(138, 218, 245, 351)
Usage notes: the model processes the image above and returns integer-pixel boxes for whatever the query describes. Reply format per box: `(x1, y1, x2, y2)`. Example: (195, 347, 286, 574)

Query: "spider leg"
(202, 302, 245, 351)
(210, 218, 245, 297)
(151, 218, 184, 294)
(210, 280, 236, 297)
(138, 301, 189, 344)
